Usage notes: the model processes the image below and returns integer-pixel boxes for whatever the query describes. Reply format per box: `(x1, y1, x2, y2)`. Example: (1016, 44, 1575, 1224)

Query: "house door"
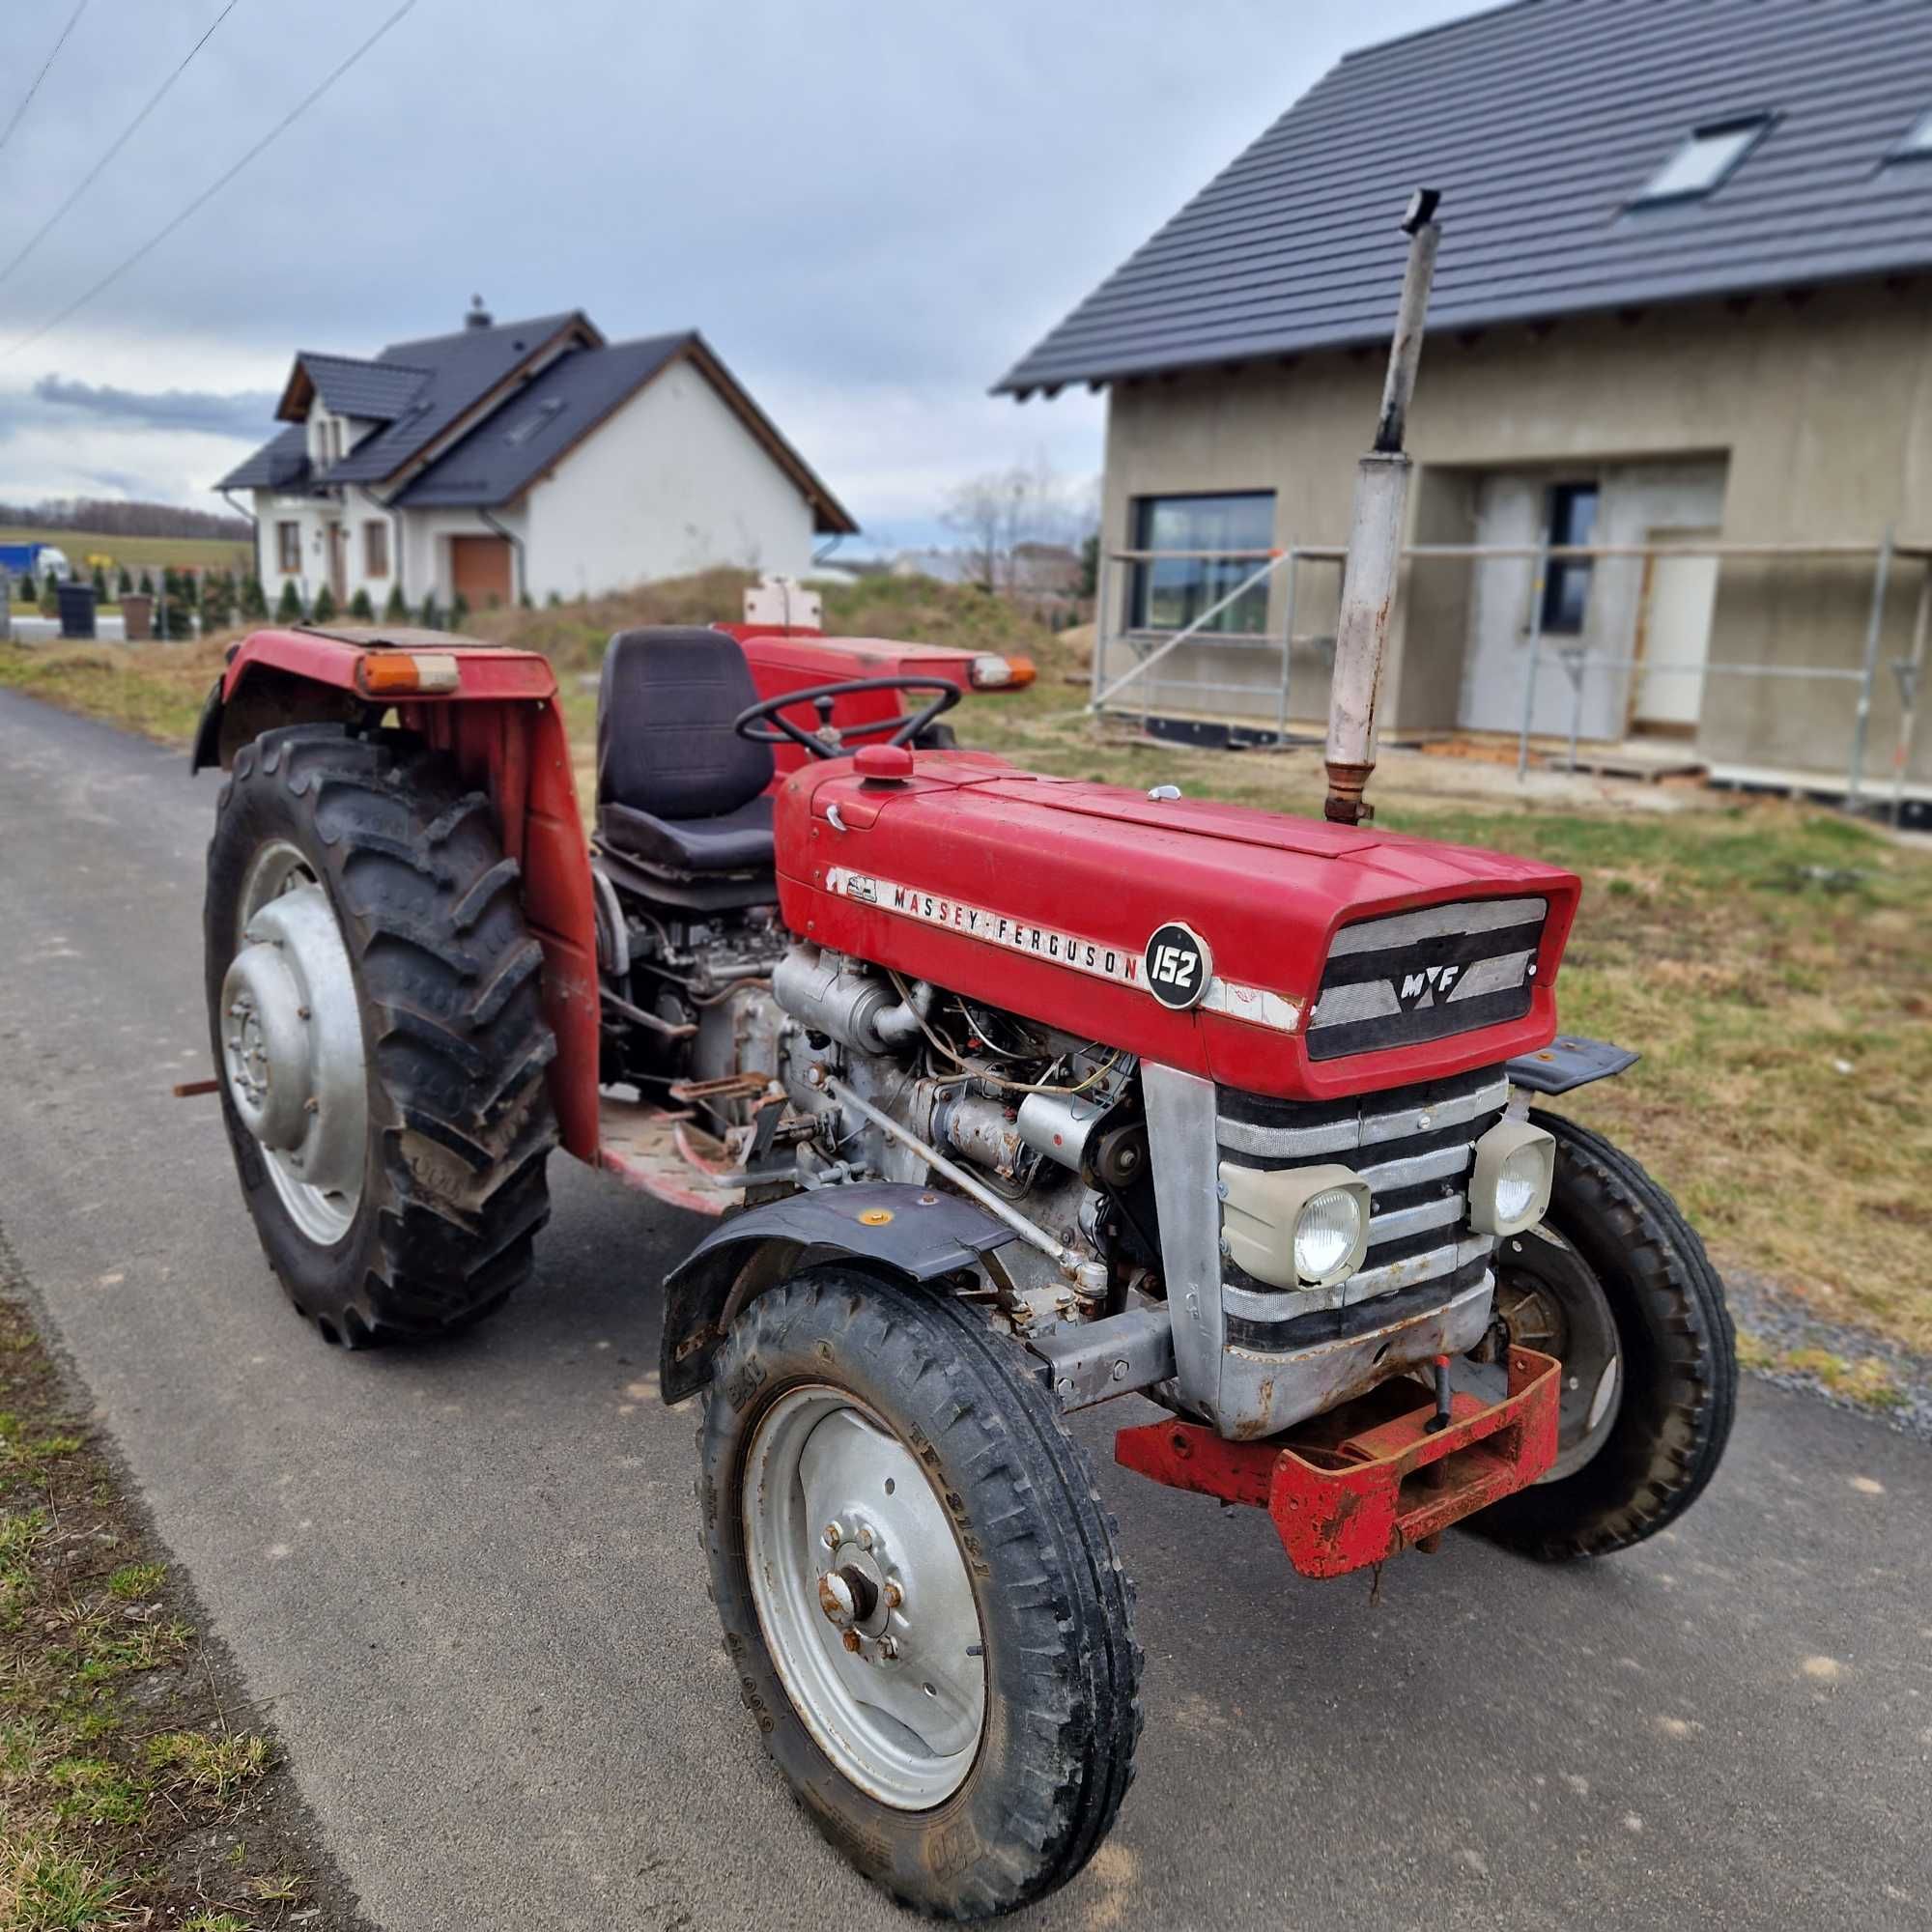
(1632, 526, 1719, 732)
(326, 523, 348, 605)
(449, 534, 513, 610)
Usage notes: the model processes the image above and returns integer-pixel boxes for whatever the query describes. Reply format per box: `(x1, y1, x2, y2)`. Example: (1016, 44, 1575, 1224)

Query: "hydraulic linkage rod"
(1323, 186, 1443, 826)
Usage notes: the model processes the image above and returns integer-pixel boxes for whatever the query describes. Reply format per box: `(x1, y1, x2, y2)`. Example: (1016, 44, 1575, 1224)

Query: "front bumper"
(1116, 1345, 1560, 1577)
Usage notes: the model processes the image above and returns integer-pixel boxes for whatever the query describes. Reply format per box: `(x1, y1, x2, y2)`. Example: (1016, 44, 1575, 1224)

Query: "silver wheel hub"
(221, 843, 368, 1246)
(745, 1387, 986, 1809)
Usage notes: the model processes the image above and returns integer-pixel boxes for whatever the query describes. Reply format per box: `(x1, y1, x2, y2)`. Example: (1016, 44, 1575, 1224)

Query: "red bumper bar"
(1115, 1346, 1560, 1578)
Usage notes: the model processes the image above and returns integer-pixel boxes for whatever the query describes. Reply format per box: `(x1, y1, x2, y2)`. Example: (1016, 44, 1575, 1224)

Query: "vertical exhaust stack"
(1323, 188, 1443, 825)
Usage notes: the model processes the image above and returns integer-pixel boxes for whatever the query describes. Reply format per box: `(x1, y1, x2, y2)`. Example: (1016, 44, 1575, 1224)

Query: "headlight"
(1469, 1119, 1555, 1236)
(1294, 1187, 1365, 1283)
(1218, 1161, 1371, 1290)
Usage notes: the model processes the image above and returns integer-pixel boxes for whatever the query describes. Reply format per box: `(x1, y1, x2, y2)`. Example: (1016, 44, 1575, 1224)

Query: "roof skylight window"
(504, 397, 565, 447)
(1889, 108, 1932, 161)
(1632, 115, 1771, 206)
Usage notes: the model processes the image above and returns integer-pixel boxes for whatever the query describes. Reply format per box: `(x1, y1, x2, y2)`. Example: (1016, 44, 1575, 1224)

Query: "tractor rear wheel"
(696, 1265, 1142, 1919)
(1474, 1112, 1736, 1559)
(203, 724, 554, 1344)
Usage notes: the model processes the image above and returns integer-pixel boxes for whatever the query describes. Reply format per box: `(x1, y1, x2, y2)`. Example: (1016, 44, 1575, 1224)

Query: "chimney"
(465, 294, 493, 331)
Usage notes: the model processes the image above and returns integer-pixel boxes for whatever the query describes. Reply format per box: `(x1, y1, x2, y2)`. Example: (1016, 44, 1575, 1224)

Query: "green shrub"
(449, 592, 470, 633)
(274, 580, 304, 623)
(241, 575, 268, 619)
(419, 593, 443, 631)
(310, 584, 337, 624)
(39, 573, 58, 617)
(138, 569, 154, 597)
(383, 582, 409, 622)
(116, 564, 132, 596)
(90, 563, 107, 599)
(348, 588, 374, 620)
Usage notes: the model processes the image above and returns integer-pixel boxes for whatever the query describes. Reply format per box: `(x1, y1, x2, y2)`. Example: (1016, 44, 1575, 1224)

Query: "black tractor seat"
(596, 627, 779, 880)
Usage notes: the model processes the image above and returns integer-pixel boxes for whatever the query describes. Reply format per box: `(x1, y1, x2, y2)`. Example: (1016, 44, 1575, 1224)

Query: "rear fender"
(194, 627, 601, 1164)
(659, 1182, 1021, 1402)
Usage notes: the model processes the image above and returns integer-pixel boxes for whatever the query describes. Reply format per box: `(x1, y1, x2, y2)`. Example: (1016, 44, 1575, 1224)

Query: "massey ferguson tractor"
(191, 201, 1735, 1918)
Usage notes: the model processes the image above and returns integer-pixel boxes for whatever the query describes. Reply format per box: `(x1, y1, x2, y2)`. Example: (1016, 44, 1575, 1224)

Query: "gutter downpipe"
(1323, 188, 1442, 826)
(478, 505, 526, 607)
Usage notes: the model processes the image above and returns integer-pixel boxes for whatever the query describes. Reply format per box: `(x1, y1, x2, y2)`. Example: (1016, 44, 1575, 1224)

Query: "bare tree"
(941, 454, 1092, 594)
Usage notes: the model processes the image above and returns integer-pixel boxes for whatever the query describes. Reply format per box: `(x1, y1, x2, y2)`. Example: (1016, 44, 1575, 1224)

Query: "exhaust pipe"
(1323, 187, 1443, 826)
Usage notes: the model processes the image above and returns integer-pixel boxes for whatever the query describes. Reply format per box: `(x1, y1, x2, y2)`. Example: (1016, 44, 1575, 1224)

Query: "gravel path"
(1726, 1265, 1932, 1442)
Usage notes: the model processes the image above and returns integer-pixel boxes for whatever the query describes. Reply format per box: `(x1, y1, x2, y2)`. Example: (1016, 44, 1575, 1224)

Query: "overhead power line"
(0, 0, 246, 295)
(4, 0, 421, 362)
(0, 0, 91, 159)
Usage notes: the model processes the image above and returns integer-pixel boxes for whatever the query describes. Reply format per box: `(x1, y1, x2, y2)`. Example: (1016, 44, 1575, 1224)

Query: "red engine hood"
(774, 753, 1578, 1101)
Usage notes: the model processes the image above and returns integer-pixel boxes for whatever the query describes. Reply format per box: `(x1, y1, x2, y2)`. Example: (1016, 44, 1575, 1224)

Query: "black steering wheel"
(732, 675, 962, 761)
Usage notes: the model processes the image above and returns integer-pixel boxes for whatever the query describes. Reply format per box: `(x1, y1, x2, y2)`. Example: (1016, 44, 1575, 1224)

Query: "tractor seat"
(595, 627, 777, 875)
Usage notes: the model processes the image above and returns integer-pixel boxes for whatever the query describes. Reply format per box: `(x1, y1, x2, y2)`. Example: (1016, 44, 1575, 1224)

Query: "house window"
(329, 419, 344, 463)
(1889, 108, 1932, 161)
(275, 522, 301, 575)
(1631, 115, 1772, 206)
(1129, 492, 1274, 635)
(1540, 483, 1600, 636)
(362, 521, 389, 579)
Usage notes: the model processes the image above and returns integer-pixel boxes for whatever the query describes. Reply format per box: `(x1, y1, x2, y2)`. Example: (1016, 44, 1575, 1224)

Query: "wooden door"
(449, 535, 513, 610)
(327, 523, 348, 605)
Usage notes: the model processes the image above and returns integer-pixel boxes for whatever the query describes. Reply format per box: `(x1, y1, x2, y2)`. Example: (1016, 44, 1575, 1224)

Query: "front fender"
(659, 1182, 1020, 1403)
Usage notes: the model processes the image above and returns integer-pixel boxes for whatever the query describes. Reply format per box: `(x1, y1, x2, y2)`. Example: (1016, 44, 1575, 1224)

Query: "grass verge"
(0, 1293, 362, 1929)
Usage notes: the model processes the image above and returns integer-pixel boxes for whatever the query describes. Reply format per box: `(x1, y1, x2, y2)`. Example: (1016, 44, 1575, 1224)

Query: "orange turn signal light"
(355, 651, 462, 696)
(968, 653, 1037, 691)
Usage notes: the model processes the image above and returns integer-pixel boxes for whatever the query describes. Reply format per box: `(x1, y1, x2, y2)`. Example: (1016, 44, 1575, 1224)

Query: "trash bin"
(56, 582, 97, 639)
(121, 593, 153, 640)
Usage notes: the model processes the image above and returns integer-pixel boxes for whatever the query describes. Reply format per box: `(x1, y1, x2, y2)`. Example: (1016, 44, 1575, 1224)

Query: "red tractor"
(192, 209, 1734, 1918)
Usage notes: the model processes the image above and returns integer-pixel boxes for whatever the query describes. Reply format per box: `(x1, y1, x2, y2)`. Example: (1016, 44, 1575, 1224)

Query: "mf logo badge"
(1143, 922, 1211, 1010)
(1393, 962, 1462, 1011)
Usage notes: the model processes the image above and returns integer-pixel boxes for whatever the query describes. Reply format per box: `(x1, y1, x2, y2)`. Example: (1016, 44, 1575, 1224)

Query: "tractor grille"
(1216, 1065, 1508, 1350)
(1304, 896, 1548, 1062)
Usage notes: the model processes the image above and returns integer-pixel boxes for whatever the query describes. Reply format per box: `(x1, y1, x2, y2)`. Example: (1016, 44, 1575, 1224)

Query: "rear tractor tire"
(696, 1265, 1142, 1919)
(1475, 1111, 1737, 1560)
(203, 724, 555, 1345)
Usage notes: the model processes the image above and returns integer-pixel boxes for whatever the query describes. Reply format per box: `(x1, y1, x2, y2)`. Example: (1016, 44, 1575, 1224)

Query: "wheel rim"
(1494, 1226, 1623, 1482)
(743, 1385, 987, 1810)
(220, 839, 368, 1246)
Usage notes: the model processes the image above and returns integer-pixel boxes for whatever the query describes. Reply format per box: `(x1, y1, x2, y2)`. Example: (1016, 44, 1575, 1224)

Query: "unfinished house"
(996, 0, 1932, 808)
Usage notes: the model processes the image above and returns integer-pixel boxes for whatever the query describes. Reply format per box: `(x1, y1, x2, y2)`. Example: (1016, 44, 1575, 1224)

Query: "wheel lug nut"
(884, 1581, 902, 1609)
(822, 1521, 843, 1549)
(857, 1525, 874, 1551)
(841, 1630, 862, 1654)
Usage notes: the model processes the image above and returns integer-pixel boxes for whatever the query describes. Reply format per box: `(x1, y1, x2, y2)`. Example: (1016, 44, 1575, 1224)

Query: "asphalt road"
(1, 688, 1926, 1932)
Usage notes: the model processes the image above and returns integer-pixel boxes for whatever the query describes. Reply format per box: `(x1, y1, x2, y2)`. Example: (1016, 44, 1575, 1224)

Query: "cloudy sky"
(0, 0, 1469, 549)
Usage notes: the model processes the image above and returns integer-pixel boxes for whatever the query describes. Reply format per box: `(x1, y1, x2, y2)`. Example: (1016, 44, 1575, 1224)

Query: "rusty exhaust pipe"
(1322, 187, 1442, 826)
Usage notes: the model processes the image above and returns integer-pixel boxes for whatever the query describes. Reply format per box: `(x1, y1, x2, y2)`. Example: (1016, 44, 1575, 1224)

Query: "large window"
(1129, 492, 1274, 635)
(275, 522, 301, 575)
(362, 520, 390, 579)
(1540, 482, 1599, 636)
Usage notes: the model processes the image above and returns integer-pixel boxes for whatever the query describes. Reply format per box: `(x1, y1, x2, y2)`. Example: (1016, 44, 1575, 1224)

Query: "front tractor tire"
(697, 1265, 1142, 1919)
(1475, 1111, 1737, 1560)
(204, 724, 555, 1345)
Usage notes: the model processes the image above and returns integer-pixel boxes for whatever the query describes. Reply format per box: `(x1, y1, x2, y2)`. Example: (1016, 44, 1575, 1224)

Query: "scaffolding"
(1089, 533, 1932, 822)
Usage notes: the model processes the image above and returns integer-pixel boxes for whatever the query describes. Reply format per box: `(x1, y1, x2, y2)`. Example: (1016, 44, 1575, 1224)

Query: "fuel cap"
(854, 744, 915, 781)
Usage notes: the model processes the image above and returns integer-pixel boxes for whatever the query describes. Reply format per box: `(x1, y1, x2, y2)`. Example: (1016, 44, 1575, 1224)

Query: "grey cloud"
(33, 375, 276, 439)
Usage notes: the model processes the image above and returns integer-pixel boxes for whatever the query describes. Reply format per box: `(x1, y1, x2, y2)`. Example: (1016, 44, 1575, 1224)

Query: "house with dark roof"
(217, 299, 854, 611)
(998, 0, 1932, 794)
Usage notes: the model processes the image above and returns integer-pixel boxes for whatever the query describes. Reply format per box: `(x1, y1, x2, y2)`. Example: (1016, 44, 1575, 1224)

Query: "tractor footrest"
(1114, 1347, 1560, 1579)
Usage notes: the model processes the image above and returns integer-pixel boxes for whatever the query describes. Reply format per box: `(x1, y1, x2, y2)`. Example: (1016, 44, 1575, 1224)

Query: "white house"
(215, 300, 855, 611)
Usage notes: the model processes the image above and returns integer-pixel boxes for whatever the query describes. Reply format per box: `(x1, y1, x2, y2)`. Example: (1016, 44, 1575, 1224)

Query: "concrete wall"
(520, 358, 815, 601)
(1099, 279, 1932, 782)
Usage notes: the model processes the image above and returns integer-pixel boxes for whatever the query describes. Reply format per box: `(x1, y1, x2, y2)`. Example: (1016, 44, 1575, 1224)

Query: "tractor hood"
(774, 753, 1578, 1101)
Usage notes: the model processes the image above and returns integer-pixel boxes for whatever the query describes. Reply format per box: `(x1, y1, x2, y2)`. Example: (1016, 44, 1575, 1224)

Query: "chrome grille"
(1306, 896, 1548, 1061)
(1216, 1065, 1507, 1347)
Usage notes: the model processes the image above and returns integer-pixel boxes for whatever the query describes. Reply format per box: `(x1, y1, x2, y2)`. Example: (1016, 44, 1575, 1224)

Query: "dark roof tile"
(996, 0, 1932, 393)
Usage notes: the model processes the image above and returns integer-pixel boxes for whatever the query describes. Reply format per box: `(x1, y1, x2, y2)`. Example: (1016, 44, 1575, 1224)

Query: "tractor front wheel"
(1475, 1112, 1736, 1559)
(203, 724, 554, 1345)
(696, 1265, 1142, 1919)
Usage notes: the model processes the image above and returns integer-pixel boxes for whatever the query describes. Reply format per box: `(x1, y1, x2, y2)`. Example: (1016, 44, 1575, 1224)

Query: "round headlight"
(1294, 1186, 1364, 1283)
(1493, 1146, 1545, 1226)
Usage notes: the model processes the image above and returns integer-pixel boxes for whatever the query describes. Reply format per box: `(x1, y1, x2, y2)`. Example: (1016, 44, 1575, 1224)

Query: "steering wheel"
(732, 675, 962, 761)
